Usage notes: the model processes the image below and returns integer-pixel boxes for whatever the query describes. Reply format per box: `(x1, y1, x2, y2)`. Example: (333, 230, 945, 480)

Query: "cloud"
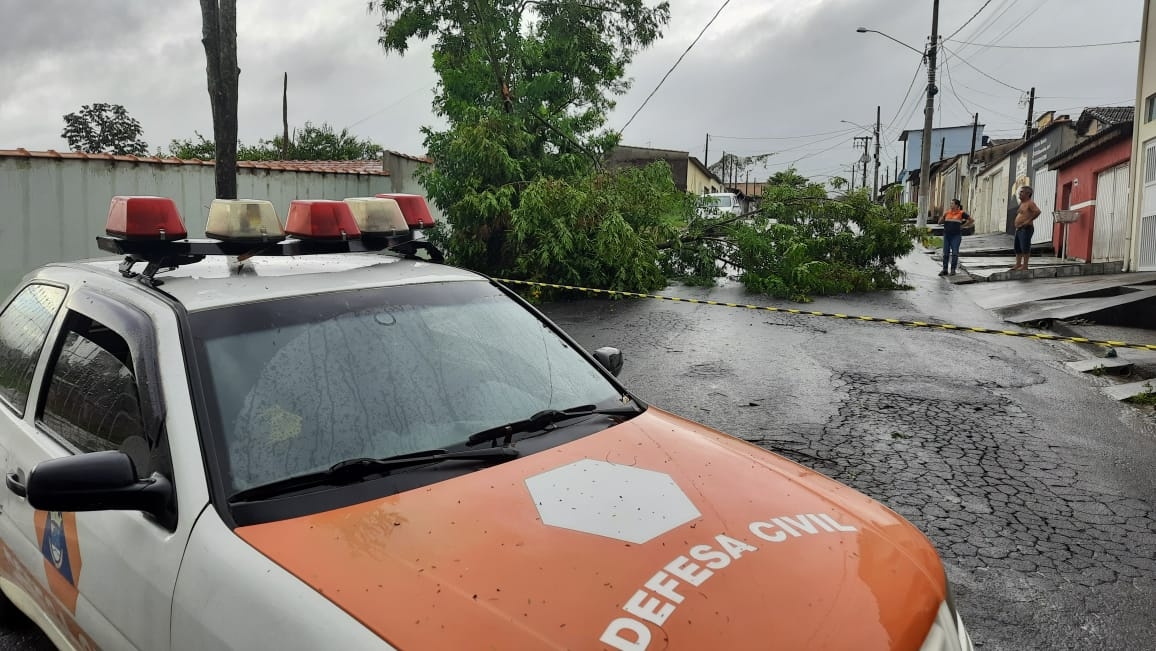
(0, 0, 1143, 183)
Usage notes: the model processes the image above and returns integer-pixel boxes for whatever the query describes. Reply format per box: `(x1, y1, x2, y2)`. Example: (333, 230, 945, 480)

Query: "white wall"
(383, 152, 445, 224)
(0, 156, 392, 298)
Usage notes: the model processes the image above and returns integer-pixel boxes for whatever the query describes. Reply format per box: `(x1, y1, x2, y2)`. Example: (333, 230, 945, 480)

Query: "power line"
(953, 0, 1015, 59)
(709, 127, 856, 141)
(940, 44, 1026, 93)
(617, 0, 734, 135)
(982, 0, 1052, 50)
(940, 50, 976, 120)
(347, 85, 430, 128)
(948, 38, 1139, 49)
(945, 0, 993, 41)
(884, 59, 926, 135)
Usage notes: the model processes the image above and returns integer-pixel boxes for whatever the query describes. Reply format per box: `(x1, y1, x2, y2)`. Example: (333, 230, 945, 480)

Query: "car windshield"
(701, 195, 733, 208)
(189, 281, 622, 492)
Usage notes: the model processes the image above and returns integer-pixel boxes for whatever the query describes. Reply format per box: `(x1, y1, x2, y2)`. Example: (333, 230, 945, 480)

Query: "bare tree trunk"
(200, 0, 239, 199)
(282, 72, 290, 159)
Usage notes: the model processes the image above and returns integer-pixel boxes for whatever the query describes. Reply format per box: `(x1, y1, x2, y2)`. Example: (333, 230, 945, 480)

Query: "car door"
(2, 288, 190, 650)
(0, 282, 74, 642)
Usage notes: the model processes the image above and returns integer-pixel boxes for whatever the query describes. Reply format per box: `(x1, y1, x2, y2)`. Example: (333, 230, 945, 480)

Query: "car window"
(0, 284, 67, 416)
(190, 282, 623, 492)
(40, 314, 146, 462)
(701, 195, 733, 208)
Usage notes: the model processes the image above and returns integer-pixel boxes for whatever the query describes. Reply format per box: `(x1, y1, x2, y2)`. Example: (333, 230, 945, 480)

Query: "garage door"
(1138, 140, 1156, 271)
(1093, 162, 1129, 262)
(1032, 170, 1057, 245)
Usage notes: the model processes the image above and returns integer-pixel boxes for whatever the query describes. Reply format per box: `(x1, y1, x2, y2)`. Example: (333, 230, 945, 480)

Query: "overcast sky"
(0, 0, 1144, 186)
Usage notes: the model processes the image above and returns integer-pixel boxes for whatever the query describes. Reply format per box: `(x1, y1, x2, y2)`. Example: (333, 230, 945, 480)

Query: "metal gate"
(988, 168, 1008, 233)
(1093, 162, 1130, 262)
(1032, 169, 1057, 244)
(1138, 140, 1156, 270)
(974, 177, 991, 233)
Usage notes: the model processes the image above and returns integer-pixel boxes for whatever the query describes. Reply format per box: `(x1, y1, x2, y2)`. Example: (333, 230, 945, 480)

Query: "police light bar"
(343, 197, 408, 236)
(284, 200, 361, 240)
(375, 193, 435, 229)
(105, 196, 187, 241)
(205, 199, 285, 242)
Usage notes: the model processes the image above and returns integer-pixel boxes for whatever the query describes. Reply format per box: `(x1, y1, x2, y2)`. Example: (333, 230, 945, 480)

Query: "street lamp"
(855, 28, 923, 56)
(857, 4, 939, 227)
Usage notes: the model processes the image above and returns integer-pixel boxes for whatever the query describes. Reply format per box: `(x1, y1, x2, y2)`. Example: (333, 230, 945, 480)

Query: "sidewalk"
(934, 232, 1123, 282)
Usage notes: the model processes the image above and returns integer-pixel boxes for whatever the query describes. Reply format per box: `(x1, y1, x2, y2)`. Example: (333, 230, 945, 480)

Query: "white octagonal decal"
(525, 459, 702, 544)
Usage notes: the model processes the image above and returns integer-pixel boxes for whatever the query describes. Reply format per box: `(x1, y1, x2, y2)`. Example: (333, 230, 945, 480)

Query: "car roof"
(47, 253, 486, 312)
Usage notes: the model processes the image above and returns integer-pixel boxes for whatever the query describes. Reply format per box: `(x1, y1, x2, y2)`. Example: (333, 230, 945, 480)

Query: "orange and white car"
(0, 195, 974, 650)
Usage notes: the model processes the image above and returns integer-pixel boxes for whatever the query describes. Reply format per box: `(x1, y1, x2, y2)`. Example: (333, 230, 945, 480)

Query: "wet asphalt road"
(2, 253, 1154, 650)
(539, 252, 1156, 650)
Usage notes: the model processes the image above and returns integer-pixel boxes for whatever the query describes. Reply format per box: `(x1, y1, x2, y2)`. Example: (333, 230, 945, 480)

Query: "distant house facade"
(687, 156, 726, 195)
(999, 113, 1078, 241)
(1130, 1, 1156, 271)
(1048, 107, 1134, 262)
(964, 138, 1022, 233)
(898, 123, 986, 209)
(899, 124, 986, 173)
(607, 145, 692, 191)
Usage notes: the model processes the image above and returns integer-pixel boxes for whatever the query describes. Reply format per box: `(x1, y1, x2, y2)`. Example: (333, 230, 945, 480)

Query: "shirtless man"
(1012, 186, 1041, 270)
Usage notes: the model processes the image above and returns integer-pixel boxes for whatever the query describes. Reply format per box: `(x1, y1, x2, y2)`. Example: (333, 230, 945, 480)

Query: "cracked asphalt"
(1, 253, 1152, 650)
(541, 252, 1156, 650)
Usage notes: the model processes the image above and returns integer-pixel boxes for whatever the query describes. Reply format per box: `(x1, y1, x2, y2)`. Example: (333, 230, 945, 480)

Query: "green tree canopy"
(371, 0, 671, 275)
(61, 103, 149, 155)
(165, 123, 381, 161)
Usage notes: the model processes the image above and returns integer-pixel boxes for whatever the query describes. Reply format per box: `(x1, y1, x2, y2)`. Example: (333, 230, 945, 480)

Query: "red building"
(1047, 107, 1134, 262)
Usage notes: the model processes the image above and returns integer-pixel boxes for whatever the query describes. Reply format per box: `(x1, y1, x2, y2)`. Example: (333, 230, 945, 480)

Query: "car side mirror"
(593, 346, 624, 377)
(27, 451, 176, 530)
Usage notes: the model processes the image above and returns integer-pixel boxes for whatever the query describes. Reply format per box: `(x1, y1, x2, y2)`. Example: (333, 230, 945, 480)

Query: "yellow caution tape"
(494, 278, 1156, 352)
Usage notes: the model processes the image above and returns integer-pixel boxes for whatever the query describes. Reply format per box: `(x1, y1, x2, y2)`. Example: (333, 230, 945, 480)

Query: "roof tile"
(0, 149, 389, 175)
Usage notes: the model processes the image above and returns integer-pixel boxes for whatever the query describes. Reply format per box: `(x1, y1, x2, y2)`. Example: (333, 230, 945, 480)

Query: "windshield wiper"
(465, 404, 642, 447)
(228, 447, 520, 503)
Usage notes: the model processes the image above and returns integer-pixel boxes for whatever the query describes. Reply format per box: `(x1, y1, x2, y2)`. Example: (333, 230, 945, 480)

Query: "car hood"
(236, 408, 946, 650)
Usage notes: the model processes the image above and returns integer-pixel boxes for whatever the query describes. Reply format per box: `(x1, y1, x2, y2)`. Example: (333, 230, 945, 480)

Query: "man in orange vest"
(938, 198, 974, 276)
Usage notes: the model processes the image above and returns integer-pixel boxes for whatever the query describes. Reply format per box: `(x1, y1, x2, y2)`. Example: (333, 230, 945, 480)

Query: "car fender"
(171, 508, 395, 651)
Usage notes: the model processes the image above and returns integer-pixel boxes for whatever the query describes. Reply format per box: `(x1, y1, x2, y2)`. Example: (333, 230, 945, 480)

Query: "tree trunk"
(200, 0, 239, 199)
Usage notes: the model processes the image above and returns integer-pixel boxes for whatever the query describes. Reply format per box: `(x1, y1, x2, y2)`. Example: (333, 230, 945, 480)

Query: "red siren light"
(285, 200, 362, 240)
(375, 193, 435, 228)
(105, 196, 187, 240)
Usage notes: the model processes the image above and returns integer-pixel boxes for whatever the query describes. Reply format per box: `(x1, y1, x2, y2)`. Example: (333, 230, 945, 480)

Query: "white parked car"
(697, 192, 743, 218)
(0, 195, 972, 651)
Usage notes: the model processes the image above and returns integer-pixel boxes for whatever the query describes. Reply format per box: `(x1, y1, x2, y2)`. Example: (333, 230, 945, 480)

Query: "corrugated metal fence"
(0, 155, 394, 298)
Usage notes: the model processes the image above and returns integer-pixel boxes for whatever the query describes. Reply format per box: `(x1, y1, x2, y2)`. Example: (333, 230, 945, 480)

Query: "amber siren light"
(375, 193, 435, 229)
(205, 199, 285, 242)
(343, 197, 409, 236)
(284, 200, 362, 240)
(105, 196, 188, 240)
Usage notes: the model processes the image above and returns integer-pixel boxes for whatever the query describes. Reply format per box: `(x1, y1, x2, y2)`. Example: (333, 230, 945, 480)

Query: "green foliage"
(508, 162, 688, 292)
(165, 123, 381, 161)
(1125, 382, 1156, 406)
(666, 169, 919, 301)
(61, 103, 148, 155)
(371, 0, 670, 286)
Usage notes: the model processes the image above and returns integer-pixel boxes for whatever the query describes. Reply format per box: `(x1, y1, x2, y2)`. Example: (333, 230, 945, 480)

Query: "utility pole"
(282, 72, 290, 159)
(895, 155, 899, 182)
(917, 0, 941, 227)
(853, 136, 871, 194)
(861, 137, 870, 193)
(1024, 87, 1036, 139)
(873, 105, 881, 200)
(704, 134, 710, 169)
(968, 112, 978, 208)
